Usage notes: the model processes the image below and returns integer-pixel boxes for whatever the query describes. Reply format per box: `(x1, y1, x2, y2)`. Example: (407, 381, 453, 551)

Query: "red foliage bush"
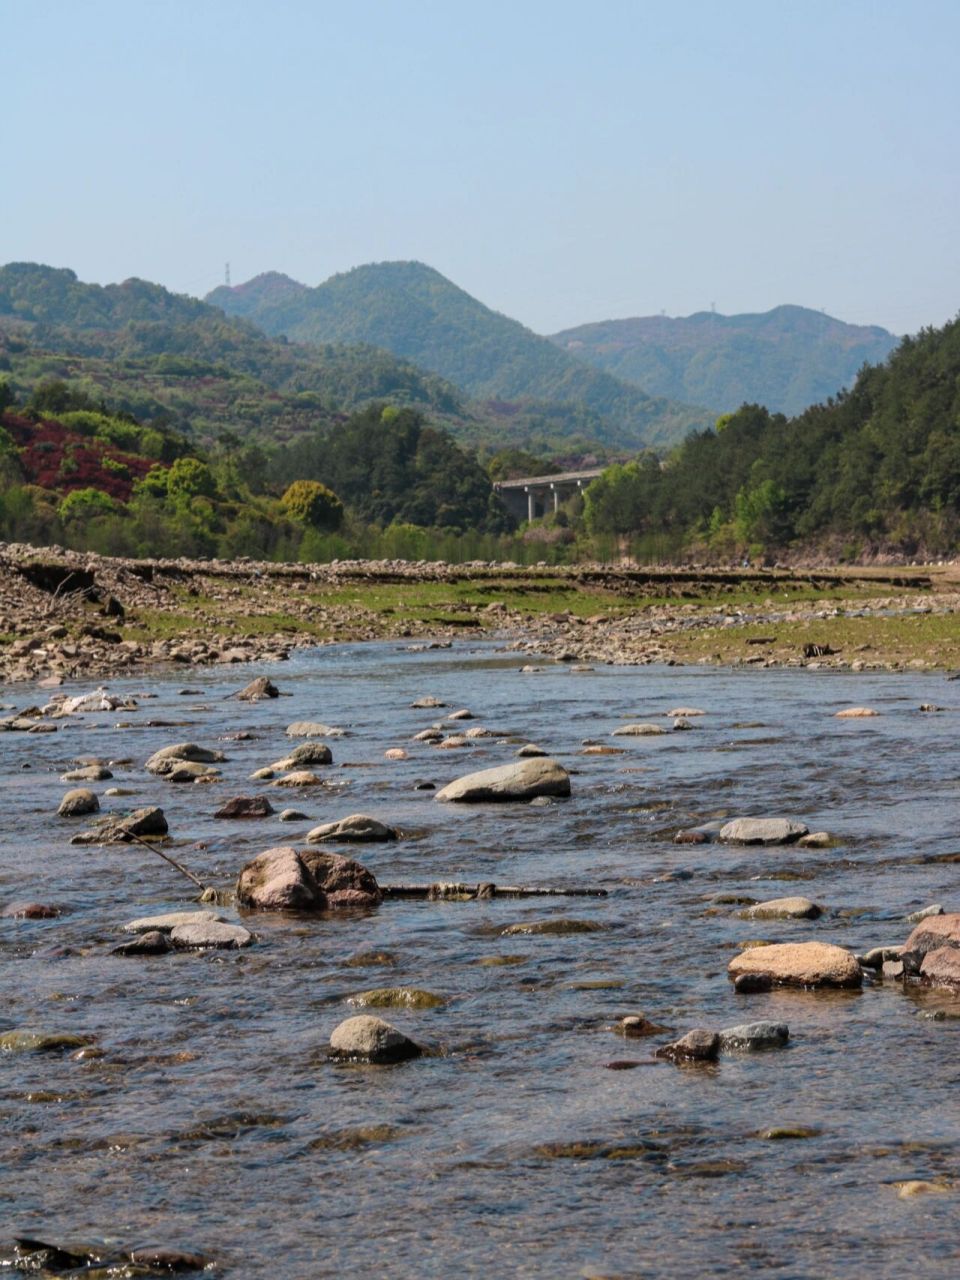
(1, 413, 158, 502)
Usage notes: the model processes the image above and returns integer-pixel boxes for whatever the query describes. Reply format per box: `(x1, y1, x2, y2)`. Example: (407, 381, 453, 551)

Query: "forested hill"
(0, 263, 473, 444)
(583, 314, 960, 556)
(207, 261, 710, 448)
(551, 304, 898, 417)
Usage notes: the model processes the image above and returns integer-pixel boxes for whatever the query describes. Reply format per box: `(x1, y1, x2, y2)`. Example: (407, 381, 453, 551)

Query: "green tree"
(166, 456, 217, 500)
(280, 479, 344, 531)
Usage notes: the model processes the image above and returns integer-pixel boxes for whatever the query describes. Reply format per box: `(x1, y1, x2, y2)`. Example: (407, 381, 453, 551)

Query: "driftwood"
(122, 827, 210, 893)
(382, 881, 608, 901)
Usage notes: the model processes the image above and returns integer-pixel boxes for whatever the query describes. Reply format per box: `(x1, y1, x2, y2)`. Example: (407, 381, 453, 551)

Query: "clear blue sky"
(6, 0, 958, 335)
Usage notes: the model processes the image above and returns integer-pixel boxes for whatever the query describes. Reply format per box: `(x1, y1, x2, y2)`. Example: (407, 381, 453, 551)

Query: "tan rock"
(728, 941, 861, 988)
(740, 897, 823, 920)
(835, 707, 879, 718)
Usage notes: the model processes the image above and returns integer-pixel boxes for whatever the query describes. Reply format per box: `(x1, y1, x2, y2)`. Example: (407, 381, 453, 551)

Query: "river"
(2, 640, 958, 1277)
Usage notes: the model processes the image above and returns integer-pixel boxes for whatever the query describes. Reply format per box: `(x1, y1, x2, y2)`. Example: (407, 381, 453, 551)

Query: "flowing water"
(2, 641, 959, 1277)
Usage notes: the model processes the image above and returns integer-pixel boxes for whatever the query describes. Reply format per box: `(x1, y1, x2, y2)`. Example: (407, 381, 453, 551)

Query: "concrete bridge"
(493, 467, 606, 522)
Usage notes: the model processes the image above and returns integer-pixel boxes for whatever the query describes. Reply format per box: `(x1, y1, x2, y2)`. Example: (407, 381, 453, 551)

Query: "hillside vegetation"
(208, 261, 709, 448)
(551, 305, 898, 417)
(583, 314, 960, 559)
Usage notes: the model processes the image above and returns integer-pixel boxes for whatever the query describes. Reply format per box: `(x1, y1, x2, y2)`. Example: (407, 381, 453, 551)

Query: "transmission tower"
(225, 262, 231, 287)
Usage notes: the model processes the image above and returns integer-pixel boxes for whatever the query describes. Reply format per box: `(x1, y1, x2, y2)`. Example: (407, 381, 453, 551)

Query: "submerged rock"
(0, 1029, 93, 1053)
(500, 918, 601, 937)
(145, 743, 225, 774)
(348, 987, 445, 1009)
(286, 721, 345, 738)
(739, 896, 823, 920)
(57, 788, 100, 817)
(718, 1021, 789, 1051)
(306, 814, 398, 843)
(718, 817, 809, 845)
(329, 1014, 421, 1064)
(436, 757, 570, 803)
(2, 901, 61, 919)
(835, 707, 879, 718)
(728, 941, 862, 988)
(270, 770, 324, 788)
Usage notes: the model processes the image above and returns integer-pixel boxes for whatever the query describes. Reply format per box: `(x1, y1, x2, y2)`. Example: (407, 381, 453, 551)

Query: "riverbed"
(2, 641, 959, 1277)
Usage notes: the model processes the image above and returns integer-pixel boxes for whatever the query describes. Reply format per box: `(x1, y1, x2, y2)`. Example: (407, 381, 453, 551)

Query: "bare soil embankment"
(0, 541, 957, 685)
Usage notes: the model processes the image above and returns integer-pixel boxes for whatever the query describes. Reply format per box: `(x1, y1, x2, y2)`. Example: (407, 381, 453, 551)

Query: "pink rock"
(299, 848, 382, 907)
(236, 846, 326, 911)
(2, 902, 61, 919)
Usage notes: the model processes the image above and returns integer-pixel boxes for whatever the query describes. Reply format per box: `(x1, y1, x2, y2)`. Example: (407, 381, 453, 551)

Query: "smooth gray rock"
(306, 814, 398, 843)
(285, 721, 345, 738)
(169, 920, 252, 949)
(655, 1028, 720, 1062)
(112, 929, 172, 956)
(740, 896, 822, 920)
(718, 1021, 790, 1051)
(329, 1014, 421, 1063)
(719, 817, 809, 845)
(436, 757, 570, 803)
(61, 765, 113, 782)
(906, 903, 944, 923)
(145, 743, 225, 773)
(124, 910, 222, 934)
(611, 723, 665, 736)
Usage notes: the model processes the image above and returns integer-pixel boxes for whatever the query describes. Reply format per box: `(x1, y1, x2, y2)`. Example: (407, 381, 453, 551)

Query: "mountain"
(207, 261, 709, 448)
(550, 305, 899, 417)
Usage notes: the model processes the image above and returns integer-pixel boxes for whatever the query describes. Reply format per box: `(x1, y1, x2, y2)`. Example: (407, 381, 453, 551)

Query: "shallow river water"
(2, 641, 959, 1278)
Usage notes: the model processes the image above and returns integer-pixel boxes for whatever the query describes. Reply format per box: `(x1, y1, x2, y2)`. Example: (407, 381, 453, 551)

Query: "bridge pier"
(495, 467, 606, 525)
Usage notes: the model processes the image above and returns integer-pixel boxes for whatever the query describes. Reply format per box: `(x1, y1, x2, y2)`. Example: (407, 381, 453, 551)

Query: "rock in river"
(719, 817, 809, 845)
(57, 788, 99, 818)
(500, 918, 601, 937)
(329, 1014, 422, 1064)
(0, 1029, 93, 1053)
(124, 910, 221, 934)
(270, 770, 325, 788)
(170, 920, 252, 949)
(612, 723, 665, 736)
(271, 743, 333, 768)
(286, 721, 345, 738)
(728, 941, 862, 988)
(436, 757, 570, 803)
(718, 1021, 790, 1051)
(61, 764, 113, 782)
(740, 897, 823, 920)
(306, 814, 398, 843)
(236, 676, 279, 700)
(655, 1029, 720, 1062)
(236, 846, 381, 911)
(145, 743, 226, 774)
(214, 796, 276, 819)
(900, 913, 960, 987)
(348, 987, 445, 1009)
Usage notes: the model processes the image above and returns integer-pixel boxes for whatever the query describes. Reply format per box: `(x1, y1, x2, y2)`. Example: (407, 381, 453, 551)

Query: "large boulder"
(236, 846, 325, 911)
(299, 849, 382, 908)
(719, 817, 809, 845)
(728, 941, 861, 989)
(57, 788, 99, 818)
(329, 1015, 421, 1064)
(306, 814, 397, 843)
(436, 757, 571, 803)
(236, 846, 381, 911)
(901, 913, 960, 987)
(145, 743, 225, 774)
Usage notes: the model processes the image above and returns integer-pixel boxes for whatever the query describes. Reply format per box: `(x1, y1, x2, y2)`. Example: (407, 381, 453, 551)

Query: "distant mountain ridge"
(207, 261, 708, 448)
(550, 304, 899, 417)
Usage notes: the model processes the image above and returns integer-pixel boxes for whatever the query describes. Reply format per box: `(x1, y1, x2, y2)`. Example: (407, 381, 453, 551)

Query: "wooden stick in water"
(381, 882, 608, 900)
(122, 828, 209, 892)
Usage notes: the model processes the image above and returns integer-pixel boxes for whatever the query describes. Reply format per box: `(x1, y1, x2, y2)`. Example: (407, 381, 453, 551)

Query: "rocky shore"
(0, 539, 956, 685)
